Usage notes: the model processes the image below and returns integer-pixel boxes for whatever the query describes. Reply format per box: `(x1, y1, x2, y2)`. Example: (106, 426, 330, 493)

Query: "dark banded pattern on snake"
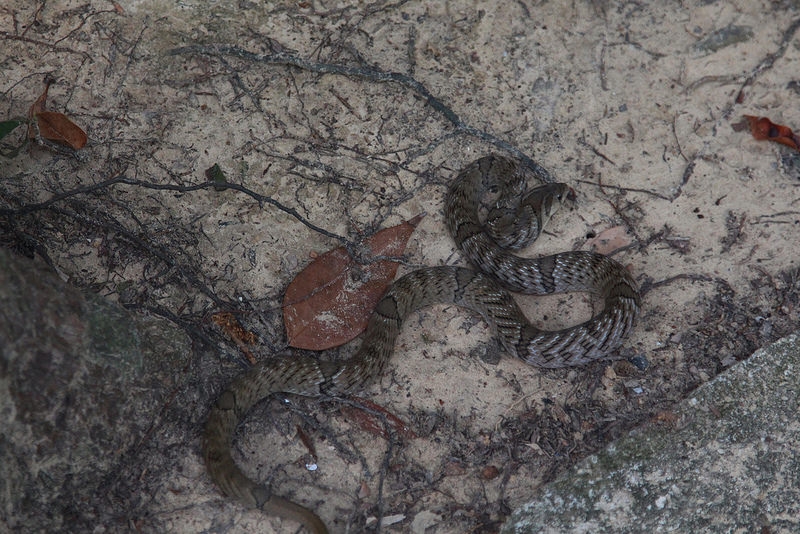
(203, 154, 641, 533)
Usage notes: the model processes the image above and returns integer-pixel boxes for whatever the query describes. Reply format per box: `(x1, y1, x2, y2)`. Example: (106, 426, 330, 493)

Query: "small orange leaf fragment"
(295, 424, 318, 463)
(743, 115, 800, 151)
(211, 312, 258, 364)
(283, 214, 424, 350)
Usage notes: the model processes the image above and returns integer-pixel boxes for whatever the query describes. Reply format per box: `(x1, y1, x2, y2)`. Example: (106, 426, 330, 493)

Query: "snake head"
(536, 182, 572, 223)
(521, 183, 574, 239)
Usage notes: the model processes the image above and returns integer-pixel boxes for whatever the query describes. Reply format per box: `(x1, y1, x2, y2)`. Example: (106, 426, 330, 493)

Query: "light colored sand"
(2, 1, 798, 532)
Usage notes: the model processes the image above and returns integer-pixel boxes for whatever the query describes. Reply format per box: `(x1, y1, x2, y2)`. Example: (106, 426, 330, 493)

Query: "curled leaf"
(743, 115, 799, 151)
(283, 214, 424, 350)
(34, 111, 88, 149)
(27, 78, 87, 150)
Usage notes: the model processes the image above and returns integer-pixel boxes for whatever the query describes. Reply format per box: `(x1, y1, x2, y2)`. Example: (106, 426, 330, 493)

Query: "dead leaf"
(30, 78, 51, 117)
(211, 312, 258, 364)
(295, 424, 318, 463)
(585, 225, 634, 255)
(27, 78, 87, 150)
(743, 115, 800, 151)
(35, 111, 88, 149)
(283, 214, 424, 350)
(340, 397, 417, 440)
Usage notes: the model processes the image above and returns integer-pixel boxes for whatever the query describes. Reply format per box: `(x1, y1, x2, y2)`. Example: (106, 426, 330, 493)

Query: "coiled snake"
(203, 154, 641, 533)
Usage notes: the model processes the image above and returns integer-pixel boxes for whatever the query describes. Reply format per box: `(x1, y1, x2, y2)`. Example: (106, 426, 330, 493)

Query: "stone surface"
(0, 249, 193, 532)
(503, 334, 800, 534)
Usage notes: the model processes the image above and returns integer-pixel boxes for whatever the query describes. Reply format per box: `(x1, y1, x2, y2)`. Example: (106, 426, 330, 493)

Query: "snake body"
(203, 155, 641, 533)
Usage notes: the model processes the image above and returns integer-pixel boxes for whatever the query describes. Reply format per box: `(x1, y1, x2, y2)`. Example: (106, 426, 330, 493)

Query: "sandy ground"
(2, 1, 799, 533)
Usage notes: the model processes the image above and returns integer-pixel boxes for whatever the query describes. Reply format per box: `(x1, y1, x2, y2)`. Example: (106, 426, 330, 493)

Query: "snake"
(203, 154, 641, 533)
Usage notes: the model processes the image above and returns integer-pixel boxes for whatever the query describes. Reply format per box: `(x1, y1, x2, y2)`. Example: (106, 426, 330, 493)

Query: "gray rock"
(503, 334, 800, 533)
(0, 249, 193, 531)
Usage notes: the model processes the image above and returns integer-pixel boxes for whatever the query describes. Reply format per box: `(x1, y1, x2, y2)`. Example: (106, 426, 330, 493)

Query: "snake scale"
(203, 154, 641, 533)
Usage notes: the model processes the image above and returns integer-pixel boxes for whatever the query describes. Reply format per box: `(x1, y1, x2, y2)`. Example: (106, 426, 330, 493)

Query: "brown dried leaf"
(30, 79, 51, 117)
(211, 312, 258, 364)
(295, 424, 318, 463)
(283, 214, 424, 350)
(340, 397, 417, 440)
(27, 80, 87, 150)
(35, 111, 88, 149)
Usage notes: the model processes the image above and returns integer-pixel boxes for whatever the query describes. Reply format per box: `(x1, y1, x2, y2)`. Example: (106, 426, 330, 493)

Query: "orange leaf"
(283, 214, 424, 350)
(35, 111, 88, 149)
(340, 397, 417, 440)
(211, 312, 258, 364)
(743, 115, 800, 151)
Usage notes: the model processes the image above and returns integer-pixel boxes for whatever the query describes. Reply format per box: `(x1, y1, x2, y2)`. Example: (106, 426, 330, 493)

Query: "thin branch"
(120, 177, 348, 244)
(168, 44, 555, 183)
(0, 172, 129, 216)
(0, 31, 92, 59)
(731, 17, 800, 113)
(573, 179, 672, 200)
(0, 174, 348, 245)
